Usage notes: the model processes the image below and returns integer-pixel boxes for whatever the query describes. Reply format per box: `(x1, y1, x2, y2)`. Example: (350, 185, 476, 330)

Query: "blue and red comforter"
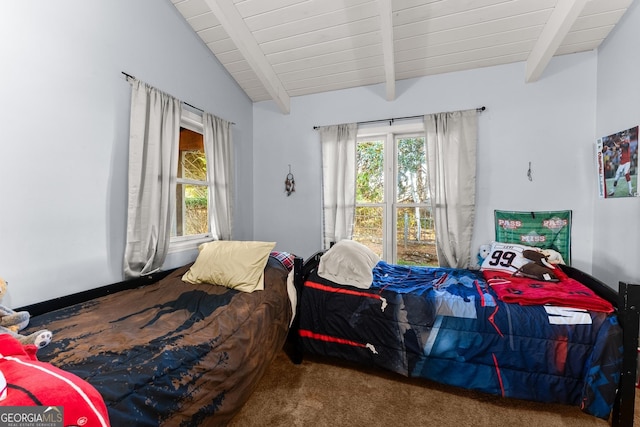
(298, 261, 622, 419)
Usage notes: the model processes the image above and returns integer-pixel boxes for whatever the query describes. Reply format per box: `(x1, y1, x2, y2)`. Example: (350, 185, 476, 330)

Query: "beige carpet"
(229, 348, 639, 427)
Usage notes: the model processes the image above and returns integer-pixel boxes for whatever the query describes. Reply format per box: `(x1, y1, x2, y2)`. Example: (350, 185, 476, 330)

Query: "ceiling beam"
(204, 0, 290, 114)
(525, 0, 588, 83)
(377, 0, 395, 101)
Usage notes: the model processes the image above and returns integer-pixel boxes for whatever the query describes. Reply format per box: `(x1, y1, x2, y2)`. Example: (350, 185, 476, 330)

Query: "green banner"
(494, 210, 572, 264)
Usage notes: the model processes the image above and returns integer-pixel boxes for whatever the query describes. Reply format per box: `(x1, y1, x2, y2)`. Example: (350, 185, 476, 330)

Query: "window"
(171, 110, 211, 249)
(354, 122, 437, 265)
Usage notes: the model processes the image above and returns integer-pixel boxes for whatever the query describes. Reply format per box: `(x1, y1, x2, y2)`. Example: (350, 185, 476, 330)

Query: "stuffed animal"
(0, 278, 52, 349)
(0, 279, 30, 333)
(541, 248, 565, 265)
(513, 249, 559, 282)
(477, 244, 491, 266)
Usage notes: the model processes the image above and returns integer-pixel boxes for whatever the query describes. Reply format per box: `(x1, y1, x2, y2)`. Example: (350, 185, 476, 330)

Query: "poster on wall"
(494, 210, 572, 265)
(596, 125, 639, 198)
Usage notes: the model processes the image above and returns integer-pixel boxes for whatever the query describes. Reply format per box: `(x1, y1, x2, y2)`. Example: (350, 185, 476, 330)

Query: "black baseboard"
(17, 269, 177, 317)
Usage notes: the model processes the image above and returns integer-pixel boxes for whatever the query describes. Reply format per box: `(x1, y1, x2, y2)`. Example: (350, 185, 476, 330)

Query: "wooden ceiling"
(171, 0, 633, 113)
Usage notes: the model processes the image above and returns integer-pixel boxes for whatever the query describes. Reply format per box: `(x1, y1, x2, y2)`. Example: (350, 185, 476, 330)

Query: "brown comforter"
(28, 256, 292, 426)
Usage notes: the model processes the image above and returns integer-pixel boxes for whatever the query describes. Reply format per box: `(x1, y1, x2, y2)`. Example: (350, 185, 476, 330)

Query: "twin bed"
(22, 243, 296, 426)
(8, 239, 639, 426)
(289, 240, 639, 426)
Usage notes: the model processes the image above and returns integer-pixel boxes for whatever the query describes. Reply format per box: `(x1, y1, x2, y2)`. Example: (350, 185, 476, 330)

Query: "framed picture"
(596, 126, 638, 198)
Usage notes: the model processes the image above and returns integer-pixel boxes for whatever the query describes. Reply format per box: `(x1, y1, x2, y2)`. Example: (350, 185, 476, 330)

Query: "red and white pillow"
(480, 242, 543, 275)
(0, 335, 110, 426)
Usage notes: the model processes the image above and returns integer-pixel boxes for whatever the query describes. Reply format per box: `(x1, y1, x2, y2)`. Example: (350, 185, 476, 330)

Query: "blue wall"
(253, 53, 600, 278)
(0, 0, 253, 306)
(594, 0, 640, 288)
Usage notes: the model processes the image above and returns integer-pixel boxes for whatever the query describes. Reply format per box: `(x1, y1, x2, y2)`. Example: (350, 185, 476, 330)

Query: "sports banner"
(494, 210, 572, 265)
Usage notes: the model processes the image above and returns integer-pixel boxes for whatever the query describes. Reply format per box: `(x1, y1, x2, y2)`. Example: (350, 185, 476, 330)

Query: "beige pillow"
(317, 240, 380, 289)
(182, 240, 276, 292)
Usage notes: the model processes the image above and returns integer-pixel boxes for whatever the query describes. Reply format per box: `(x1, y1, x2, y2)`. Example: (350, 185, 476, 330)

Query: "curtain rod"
(312, 106, 486, 130)
(121, 71, 235, 124)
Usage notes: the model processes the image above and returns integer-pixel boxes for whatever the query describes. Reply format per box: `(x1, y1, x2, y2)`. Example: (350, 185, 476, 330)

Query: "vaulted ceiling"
(171, 0, 633, 114)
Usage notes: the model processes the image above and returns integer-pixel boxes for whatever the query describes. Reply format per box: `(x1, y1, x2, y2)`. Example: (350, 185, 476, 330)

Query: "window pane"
(396, 206, 437, 266)
(353, 206, 383, 258)
(179, 128, 206, 180)
(357, 139, 384, 204)
(397, 137, 427, 204)
(173, 184, 208, 237)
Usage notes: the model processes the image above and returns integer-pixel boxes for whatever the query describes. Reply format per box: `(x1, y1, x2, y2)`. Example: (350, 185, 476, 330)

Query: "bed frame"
(557, 264, 639, 427)
(289, 255, 639, 427)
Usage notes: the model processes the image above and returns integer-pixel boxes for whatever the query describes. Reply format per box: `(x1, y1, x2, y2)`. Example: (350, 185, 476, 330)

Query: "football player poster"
(596, 125, 639, 198)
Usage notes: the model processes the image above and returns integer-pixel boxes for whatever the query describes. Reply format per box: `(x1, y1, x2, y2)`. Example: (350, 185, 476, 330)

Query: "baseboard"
(17, 269, 177, 317)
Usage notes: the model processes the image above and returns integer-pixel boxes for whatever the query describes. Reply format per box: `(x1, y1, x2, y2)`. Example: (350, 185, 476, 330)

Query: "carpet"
(229, 348, 639, 427)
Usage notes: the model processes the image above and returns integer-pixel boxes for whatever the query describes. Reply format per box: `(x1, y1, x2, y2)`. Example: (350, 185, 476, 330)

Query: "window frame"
(168, 109, 213, 254)
(355, 119, 431, 263)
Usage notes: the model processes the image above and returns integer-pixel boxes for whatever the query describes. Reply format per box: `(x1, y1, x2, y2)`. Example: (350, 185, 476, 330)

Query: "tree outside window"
(355, 133, 436, 266)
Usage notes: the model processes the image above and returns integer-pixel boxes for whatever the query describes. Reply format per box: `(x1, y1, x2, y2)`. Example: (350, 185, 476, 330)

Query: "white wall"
(594, 0, 640, 288)
(0, 0, 253, 307)
(253, 52, 599, 276)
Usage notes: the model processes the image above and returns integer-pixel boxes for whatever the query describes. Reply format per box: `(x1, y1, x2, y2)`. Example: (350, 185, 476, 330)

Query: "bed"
(20, 242, 297, 426)
(289, 240, 640, 426)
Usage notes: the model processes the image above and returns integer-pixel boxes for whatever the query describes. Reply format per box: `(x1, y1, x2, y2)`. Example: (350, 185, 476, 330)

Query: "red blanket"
(483, 268, 614, 313)
(0, 335, 110, 426)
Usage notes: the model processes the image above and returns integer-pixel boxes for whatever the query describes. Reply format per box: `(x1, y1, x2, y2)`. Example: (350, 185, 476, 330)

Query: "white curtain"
(424, 109, 478, 268)
(203, 112, 233, 240)
(319, 123, 358, 249)
(123, 79, 181, 279)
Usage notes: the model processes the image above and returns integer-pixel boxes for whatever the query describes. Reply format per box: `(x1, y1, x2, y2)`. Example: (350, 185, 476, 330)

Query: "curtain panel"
(424, 109, 478, 269)
(203, 113, 233, 241)
(123, 79, 181, 279)
(319, 123, 358, 250)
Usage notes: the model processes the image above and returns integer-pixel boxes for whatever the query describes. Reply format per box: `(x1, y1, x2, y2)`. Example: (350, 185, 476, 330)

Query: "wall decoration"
(494, 210, 572, 264)
(284, 165, 295, 196)
(596, 125, 638, 198)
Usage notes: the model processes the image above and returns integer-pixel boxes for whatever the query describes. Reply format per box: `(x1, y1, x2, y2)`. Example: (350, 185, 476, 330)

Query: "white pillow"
(480, 242, 541, 275)
(317, 240, 380, 289)
(182, 240, 275, 292)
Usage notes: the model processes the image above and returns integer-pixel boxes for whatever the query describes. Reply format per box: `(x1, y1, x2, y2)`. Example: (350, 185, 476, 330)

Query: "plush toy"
(0, 279, 30, 333)
(0, 278, 52, 349)
(477, 244, 491, 266)
(513, 249, 559, 282)
(541, 248, 565, 265)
